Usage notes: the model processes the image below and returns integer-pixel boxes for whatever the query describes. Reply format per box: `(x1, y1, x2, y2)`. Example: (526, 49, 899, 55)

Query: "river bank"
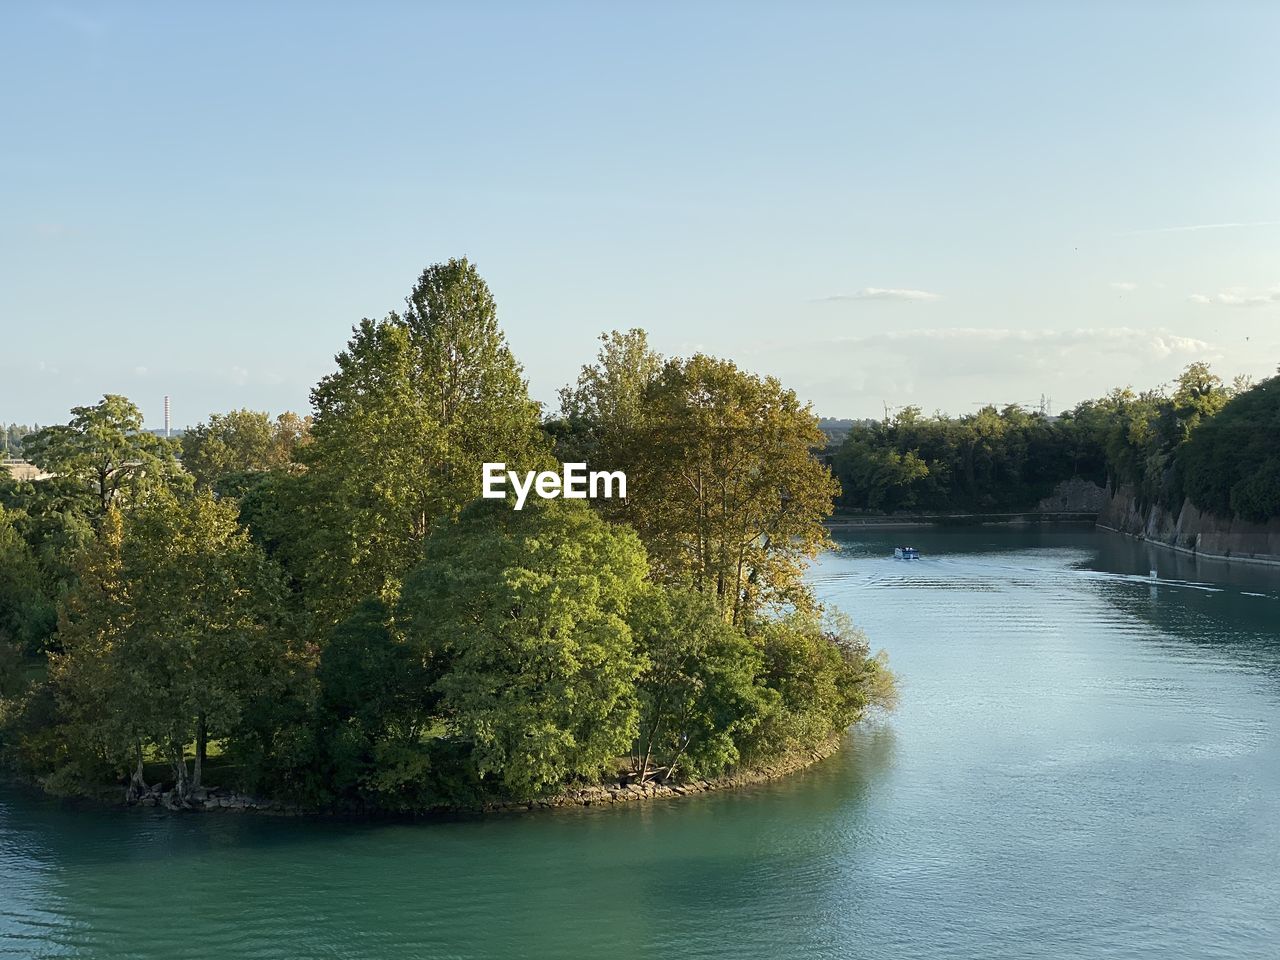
(106, 737, 847, 818)
(1098, 485, 1280, 567)
(827, 512, 1097, 530)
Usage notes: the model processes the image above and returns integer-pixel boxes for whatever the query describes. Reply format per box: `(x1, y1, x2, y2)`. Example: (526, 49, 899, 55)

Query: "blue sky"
(4, 1, 1279, 427)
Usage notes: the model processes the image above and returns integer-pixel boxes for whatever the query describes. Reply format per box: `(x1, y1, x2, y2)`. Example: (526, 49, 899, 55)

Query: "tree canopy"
(0, 260, 896, 813)
(400, 499, 648, 799)
(24, 395, 184, 519)
(293, 258, 550, 624)
(180, 409, 309, 490)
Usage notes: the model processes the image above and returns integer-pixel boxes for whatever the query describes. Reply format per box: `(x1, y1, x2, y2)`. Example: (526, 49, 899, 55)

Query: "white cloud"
(228, 366, 250, 386)
(1189, 288, 1280, 308)
(828, 326, 1209, 358)
(747, 325, 1216, 413)
(1124, 220, 1280, 235)
(134, 365, 148, 377)
(816, 287, 942, 303)
(1110, 281, 1138, 292)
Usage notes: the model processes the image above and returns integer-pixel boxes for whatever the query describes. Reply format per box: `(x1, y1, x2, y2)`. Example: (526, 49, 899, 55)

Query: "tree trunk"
(170, 743, 190, 807)
(127, 741, 148, 801)
(193, 713, 207, 791)
(639, 716, 663, 786)
(666, 737, 692, 783)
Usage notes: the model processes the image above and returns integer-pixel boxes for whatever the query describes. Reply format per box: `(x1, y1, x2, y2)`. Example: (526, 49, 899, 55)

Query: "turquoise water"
(2, 528, 1278, 959)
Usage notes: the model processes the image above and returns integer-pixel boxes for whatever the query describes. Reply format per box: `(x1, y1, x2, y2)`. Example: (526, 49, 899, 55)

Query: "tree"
(46, 507, 148, 795)
(555, 328, 663, 466)
(745, 609, 895, 762)
(295, 258, 549, 623)
(0, 505, 56, 658)
(314, 598, 436, 809)
(52, 491, 290, 802)
(629, 586, 767, 783)
(180, 409, 310, 490)
(24, 395, 184, 519)
(834, 435, 930, 511)
(1180, 373, 1280, 521)
(618, 355, 838, 623)
(399, 498, 647, 799)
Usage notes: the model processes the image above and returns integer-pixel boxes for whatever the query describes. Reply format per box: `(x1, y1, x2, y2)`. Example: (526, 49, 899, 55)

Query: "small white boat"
(894, 546, 920, 560)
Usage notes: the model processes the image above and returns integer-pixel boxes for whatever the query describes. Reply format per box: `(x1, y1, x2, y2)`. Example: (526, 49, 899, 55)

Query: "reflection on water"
(2, 527, 1278, 959)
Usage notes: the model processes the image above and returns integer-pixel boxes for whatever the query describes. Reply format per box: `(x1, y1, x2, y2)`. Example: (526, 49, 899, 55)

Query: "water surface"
(2, 528, 1277, 959)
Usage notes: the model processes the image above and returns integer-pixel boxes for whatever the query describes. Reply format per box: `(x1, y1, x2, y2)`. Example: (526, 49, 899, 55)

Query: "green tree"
(314, 598, 436, 809)
(0, 505, 56, 658)
(1180, 373, 1280, 521)
(620, 355, 838, 623)
(52, 492, 290, 802)
(834, 436, 930, 511)
(746, 610, 895, 761)
(399, 498, 647, 799)
(554, 328, 663, 466)
(180, 409, 310, 490)
(24, 395, 184, 519)
(45, 508, 147, 794)
(629, 586, 767, 783)
(295, 258, 549, 623)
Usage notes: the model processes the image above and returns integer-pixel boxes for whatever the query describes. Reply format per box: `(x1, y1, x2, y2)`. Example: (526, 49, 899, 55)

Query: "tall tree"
(399, 499, 647, 799)
(25, 395, 184, 519)
(0, 505, 56, 663)
(296, 258, 549, 623)
(619, 355, 838, 623)
(555, 328, 663, 466)
(52, 491, 290, 802)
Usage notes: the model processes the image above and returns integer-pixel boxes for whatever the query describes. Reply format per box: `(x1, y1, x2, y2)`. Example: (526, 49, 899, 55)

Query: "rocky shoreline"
(125, 737, 846, 817)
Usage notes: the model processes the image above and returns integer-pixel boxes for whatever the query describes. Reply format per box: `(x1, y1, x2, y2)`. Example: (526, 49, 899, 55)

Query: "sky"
(3, 1, 1279, 429)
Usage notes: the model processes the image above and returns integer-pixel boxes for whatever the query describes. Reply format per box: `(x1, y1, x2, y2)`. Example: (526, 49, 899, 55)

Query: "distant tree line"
(1, 424, 38, 458)
(0, 259, 894, 811)
(831, 363, 1278, 520)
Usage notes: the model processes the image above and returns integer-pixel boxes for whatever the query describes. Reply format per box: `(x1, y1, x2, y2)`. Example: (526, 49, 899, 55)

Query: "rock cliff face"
(1098, 485, 1280, 564)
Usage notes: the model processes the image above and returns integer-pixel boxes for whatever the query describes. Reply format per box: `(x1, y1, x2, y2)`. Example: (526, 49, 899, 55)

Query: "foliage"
(51, 492, 292, 798)
(601, 353, 837, 623)
(2, 423, 37, 458)
(629, 586, 768, 782)
(745, 610, 895, 761)
(0, 505, 56, 659)
(400, 498, 648, 799)
(24, 395, 185, 519)
(1179, 372, 1280, 522)
(292, 258, 550, 624)
(833, 403, 1079, 513)
(311, 598, 436, 809)
(553, 328, 663, 466)
(831, 363, 1251, 518)
(1, 267, 900, 811)
(180, 409, 309, 490)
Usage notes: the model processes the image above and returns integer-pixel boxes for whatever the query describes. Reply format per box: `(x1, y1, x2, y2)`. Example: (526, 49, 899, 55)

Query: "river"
(2, 528, 1278, 959)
